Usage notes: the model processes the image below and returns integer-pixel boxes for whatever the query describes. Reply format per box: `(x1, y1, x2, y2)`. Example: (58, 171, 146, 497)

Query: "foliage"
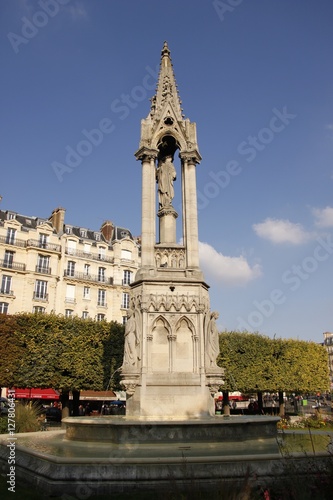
(0, 417, 8, 434)
(218, 331, 330, 396)
(0, 314, 24, 387)
(278, 414, 333, 431)
(13, 402, 43, 433)
(0, 313, 125, 394)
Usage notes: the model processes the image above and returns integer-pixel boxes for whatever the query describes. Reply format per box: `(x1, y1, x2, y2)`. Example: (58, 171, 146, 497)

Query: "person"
(205, 311, 220, 370)
(84, 403, 91, 416)
(122, 310, 141, 368)
(78, 404, 84, 416)
(156, 156, 176, 208)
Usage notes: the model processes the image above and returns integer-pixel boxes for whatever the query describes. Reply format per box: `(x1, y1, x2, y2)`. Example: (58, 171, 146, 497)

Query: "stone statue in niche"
(205, 311, 220, 370)
(122, 309, 141, 369)
(156, 156, 176, 208)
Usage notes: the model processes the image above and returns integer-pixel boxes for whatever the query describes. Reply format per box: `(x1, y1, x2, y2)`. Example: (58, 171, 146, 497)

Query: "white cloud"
(312, 206, 333, 227)
(199, 241, 262, 286)
(253, 218, 313, 245)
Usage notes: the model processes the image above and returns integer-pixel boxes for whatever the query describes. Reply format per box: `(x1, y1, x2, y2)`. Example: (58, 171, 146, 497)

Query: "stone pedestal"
(158, 206, 178, 244)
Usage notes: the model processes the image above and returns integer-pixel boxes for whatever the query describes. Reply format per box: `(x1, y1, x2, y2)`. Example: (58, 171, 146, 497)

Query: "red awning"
(78, 390, 117, 401)
(8, 388, 60, 400)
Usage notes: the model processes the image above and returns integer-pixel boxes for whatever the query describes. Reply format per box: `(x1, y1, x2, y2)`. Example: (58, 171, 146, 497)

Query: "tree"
(218, 331, 330, 415)
(0, 314, 24, 389)
(0, 313, 125, 415)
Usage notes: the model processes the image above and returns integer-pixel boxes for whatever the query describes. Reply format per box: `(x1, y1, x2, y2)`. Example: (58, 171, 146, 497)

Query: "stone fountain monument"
(121, 41, 224, 419)
(0, 43, 284, 497)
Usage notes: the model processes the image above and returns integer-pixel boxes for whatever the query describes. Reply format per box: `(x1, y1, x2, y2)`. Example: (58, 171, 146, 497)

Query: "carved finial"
(162, 41, 170, 57)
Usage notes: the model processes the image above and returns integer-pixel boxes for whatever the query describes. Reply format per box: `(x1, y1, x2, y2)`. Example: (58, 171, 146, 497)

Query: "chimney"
(49, 207, 66, 233)
(100, 220, 114, 242)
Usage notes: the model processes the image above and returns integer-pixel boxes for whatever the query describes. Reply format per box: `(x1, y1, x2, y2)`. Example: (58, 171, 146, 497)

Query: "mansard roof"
(0, 208, 136, 244)
(0, 210, 55, 232)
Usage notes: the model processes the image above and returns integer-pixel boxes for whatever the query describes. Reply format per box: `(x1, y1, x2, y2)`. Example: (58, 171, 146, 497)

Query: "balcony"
(0, 260, 26, 271)
(65, 247, 114, 263)
(0, 235, 26, 248)
(97, 302, 107, 308)
(0, 289, 14, 296)
(27, 239, 61, 252)
(65, 297, 76, 304)
(35, 265, 52, 275)
(64, 270, 113, 285)
(32, 292, 48, 302)
(122, 279, 132, 286)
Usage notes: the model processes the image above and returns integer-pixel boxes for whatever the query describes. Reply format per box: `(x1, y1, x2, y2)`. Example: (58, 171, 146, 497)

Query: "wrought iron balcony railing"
(64, 270, 113, 284)
(27, 240, 61, 252)
(35, 265, 51, 275)
(0, 260, 26, 271)
(32, 292, 49, 301)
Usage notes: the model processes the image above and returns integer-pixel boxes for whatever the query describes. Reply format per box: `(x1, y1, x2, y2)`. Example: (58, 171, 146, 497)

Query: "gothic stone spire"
(136, 42, 201, 162)
(149, 41, 183, 122)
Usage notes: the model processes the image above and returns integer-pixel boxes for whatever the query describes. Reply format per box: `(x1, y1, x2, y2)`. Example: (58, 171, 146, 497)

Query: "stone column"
(158, 206, 178, 244)
(181, 154, 200, 268)
(135, 149, 158, 267)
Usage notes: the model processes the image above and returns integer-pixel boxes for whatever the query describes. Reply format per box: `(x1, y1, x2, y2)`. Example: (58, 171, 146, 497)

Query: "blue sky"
(1, 0, 333, 343)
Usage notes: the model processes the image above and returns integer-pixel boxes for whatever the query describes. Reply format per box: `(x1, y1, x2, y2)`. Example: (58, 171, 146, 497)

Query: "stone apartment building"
(0, 206, 140, 323)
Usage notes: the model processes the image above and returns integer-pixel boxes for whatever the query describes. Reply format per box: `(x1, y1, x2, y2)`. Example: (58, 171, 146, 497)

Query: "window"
(0, 302, 9, 314)
(98, 246, 106, 260)
(1, 275, 12, 295)
(3, 250, 14, 268)
(34, 280, 47, 300)
(65, 226, 72, 234)
(122, 316, 127, 325)
(67, 239, 76, 255)
(82, 311, 89, 319)
(33, 306, 45, 314)
(8, 213, 16, 220)
(98, 267, 106, 282)
(123, 270, 132, 285)
(39, 233, 48, 249)
(80, 229, 87, 238)
(6, 228, 16, 245)
(97, 313, 105, 321)
(121, 249, 132, 260)
(65, 309, 73, 318)
(66, 261, 75, 277)
(37, 254, 50, 273)
(97, 289, 106, 306)
(122, 292, 130, 309)
(83, 243, 91, 254)
(83, 286, 90, 299)
(94, 233, 100, 241)
(66, 284, 76, 303)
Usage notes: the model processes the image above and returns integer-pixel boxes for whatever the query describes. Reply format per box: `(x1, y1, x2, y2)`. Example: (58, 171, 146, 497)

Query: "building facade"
(0, 206, 140, 323)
